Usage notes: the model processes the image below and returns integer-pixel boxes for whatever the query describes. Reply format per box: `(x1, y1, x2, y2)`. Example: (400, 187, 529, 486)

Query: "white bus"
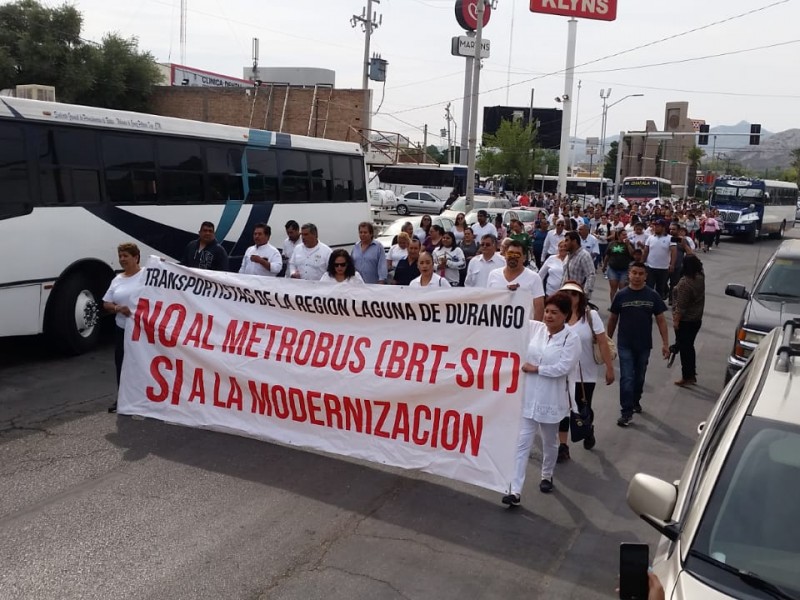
(371, 163, 474, 199)
(618, 176, 673, 207)
(710, 176, 797, 242)
(0, 97, 370, 353)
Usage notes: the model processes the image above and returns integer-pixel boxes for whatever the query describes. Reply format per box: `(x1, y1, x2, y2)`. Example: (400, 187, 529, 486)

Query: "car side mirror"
(725, 284, 749, 300)
(627, 473, 679, 541)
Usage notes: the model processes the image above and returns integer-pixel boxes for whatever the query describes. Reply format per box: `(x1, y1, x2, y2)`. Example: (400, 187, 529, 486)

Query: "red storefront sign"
(529, 0, 617, 21)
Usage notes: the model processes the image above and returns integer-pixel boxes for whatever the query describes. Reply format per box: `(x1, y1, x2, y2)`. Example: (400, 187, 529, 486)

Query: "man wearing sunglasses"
(464, 234, 505, 288)
(486, 239, 544, 321)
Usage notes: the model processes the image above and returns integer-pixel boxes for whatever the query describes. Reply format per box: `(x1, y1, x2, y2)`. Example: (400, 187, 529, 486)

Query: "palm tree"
(790, 148, 800, 186)
(686, 146, 706, 198)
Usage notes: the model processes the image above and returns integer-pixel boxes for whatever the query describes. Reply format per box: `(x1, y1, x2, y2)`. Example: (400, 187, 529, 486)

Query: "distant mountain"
(570, 122, 788, 169)
(734, 128, 800, 171)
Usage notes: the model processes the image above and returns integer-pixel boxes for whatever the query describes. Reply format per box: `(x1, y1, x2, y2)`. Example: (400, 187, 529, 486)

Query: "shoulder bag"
(567, 364, 593, 443)
(587, 308, 617, 364)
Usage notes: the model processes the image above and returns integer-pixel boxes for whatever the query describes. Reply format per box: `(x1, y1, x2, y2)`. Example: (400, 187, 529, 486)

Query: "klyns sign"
(529, 0, 617, 21)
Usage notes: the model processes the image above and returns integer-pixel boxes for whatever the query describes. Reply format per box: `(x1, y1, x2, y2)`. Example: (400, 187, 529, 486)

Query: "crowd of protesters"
(106, 191, 707, 509)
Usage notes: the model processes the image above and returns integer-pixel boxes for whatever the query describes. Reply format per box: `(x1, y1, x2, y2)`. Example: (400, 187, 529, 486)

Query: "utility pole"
(571, 80, 581, 175)
(445, 103, 453, 164)
(465, 0, 489, 213)
(351, 1, 382, 139)
(599, 87, 611, 198)
(423, 124, 428, 163)
(180, 0, 188, 65)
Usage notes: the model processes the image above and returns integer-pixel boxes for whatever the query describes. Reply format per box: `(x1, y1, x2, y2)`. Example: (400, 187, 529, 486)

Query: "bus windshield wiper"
(688, 550, 798, 600)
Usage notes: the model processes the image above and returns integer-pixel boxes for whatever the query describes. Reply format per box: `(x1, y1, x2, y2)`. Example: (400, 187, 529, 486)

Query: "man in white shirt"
(281, 220, 301, 277)
(239, 223, 283, 277)
(289, 223, 332, 281)
(470, 210, 498, 240)
(577, 223, 600, 267)
(487, 239, 544, 321)
(642, 219, 673, 300)
(465, 234, 506, 288)
(541, 218, 566, 262)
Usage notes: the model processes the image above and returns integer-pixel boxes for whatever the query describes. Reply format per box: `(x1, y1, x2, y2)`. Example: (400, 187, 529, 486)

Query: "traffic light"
(698, 124, 710, 145)
(749, 123, 761, 145)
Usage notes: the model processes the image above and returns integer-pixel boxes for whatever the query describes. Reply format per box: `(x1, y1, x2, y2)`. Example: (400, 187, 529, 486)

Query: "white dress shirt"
(464, 253, 506, 288)
(289, 242, 332, 281)
(239, 243, 282, 276)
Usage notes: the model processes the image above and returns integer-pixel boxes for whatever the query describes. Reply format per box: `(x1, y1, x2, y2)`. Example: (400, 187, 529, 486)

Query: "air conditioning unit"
(15, 84, 56, 102)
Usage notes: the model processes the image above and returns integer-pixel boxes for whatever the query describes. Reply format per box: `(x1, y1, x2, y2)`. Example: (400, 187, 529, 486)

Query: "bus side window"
(0, 122, 32, 219)
(309, 153, 331, 203)
(102, 134, 156, 204)
(351, 158, 367, 201)
(331, 155, 352, 202)
(38, 127, 102, 206)
(245, 148, 279, 203)
(279, 150, 310, 203)
(207, 146, 244, 203)
(157, 139, 204, 204)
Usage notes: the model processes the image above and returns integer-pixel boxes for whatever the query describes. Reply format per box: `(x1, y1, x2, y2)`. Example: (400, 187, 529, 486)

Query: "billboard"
(166, 64, 252, 88)
(529, 0, 617, 21)
(482, 106, 563, 150)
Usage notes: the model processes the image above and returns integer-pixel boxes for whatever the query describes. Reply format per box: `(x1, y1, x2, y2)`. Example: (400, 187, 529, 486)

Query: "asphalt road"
(1, 230, 796, 600)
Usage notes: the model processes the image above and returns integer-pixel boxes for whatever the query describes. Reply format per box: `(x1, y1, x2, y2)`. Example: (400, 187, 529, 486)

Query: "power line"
(384, 0, 792, 117)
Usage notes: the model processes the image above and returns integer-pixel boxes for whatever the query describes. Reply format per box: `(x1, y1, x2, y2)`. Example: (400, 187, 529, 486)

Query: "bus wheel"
(47, 273, 103, 355)
(769, 222, 785, 240)
(396, 204, 409, 216)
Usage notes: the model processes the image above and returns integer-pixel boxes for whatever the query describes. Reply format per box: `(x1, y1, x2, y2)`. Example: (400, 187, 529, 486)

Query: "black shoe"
(557, 443, 571, 463)
(539, 478, 554, 493)
(617, 415, 632, 427)
(583, 431, 596, 450)
(633, 404, 643, 414)
(501, 493, 521, 507)
(107, 403, 117, 414)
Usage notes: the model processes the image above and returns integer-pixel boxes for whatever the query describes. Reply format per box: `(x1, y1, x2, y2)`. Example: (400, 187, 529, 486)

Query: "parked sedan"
(394, 191, 445, 215)
(376, 215, 454, 253)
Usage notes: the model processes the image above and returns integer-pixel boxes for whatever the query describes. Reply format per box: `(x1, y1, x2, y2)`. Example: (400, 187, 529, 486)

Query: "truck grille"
(717, 210, 740, 223)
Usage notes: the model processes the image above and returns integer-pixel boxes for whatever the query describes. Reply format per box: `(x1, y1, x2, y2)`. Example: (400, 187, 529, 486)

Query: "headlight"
(740, 213, 759, 222)
(734, 327, 765, 359)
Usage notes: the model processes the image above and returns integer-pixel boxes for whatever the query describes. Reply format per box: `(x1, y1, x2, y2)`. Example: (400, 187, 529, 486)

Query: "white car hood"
(671, 570, 733, 600)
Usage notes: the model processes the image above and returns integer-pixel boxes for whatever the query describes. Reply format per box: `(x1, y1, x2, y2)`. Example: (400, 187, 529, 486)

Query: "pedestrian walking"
(606, 262, 671, 427)
(672, 255, 705, 386)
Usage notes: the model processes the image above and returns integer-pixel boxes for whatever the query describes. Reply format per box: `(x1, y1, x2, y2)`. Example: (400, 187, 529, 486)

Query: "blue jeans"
(618, 345, 650, 418)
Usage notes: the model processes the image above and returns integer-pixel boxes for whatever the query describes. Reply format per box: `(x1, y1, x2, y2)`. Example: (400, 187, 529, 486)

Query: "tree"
(790, 148, 800, 186)
(603, 141, 618, 180)
(685, 145, 705, 198)
(477, 119, 540, 191)
(0, 0, 161, 111)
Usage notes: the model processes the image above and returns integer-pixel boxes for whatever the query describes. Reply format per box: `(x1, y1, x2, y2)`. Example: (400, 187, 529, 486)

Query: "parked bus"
(371, 163, 475, 198)
(618, 176, 673, 207)
(710, 176, 797, 242)
(530, 175, 614, 200)
(0, 97, 369, 353)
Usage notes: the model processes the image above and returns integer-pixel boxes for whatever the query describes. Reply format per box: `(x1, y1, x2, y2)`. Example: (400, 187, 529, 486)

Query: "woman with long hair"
(452, 212, 468, 244)
(414, 215, 433, 245)
(557, 281, 615, 461)
(603, 229, 634, 304)
(672, 255, 705, 386)
(320, 249, 364, 284)
(502, 292, 581, 507)
(102, 242, 144, 413)
(458, 227, 479, 287)
(424, 224, 445, 253)
(531, 216, 549, 269)
(432, 231, 466, 286)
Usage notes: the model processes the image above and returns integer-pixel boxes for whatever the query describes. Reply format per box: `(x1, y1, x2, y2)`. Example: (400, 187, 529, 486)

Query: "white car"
(440, 195, 513, 220)
(394, 191, 445, 216)
(376, 215, 455, 254)
(626, 320, 800, 599)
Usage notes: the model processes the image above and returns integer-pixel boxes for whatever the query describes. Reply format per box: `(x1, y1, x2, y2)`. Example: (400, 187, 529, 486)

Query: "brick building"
(150, 85, 367, 143)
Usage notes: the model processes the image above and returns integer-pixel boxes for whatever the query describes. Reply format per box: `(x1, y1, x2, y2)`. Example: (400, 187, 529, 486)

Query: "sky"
(70, 0, 800, 149)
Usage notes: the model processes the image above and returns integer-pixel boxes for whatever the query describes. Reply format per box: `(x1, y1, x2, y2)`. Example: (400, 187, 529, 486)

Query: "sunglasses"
(505, 252, 523, 258)
(334, 262, 347, 267)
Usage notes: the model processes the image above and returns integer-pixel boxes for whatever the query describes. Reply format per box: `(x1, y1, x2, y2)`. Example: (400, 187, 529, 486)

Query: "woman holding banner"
(102, 242, 143, 413)
(409, 252, 449, 288)
(502, 291, 580, 507)
(320, 249, 364, 285)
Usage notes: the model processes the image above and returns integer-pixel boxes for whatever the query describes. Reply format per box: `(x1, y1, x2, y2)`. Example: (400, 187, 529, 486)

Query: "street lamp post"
(599, 92, 644, 200)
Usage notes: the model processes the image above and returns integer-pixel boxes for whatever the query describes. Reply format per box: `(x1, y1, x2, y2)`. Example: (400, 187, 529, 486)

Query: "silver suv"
(627, 320, 800, 599)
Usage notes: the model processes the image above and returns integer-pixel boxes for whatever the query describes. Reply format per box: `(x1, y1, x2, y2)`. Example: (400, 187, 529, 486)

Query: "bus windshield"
(620, 179, 659, 199)
(712, 184, 764, 206)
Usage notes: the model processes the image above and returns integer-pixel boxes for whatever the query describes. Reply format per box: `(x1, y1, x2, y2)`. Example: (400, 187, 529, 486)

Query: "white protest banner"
(118, 257, 530, 493)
